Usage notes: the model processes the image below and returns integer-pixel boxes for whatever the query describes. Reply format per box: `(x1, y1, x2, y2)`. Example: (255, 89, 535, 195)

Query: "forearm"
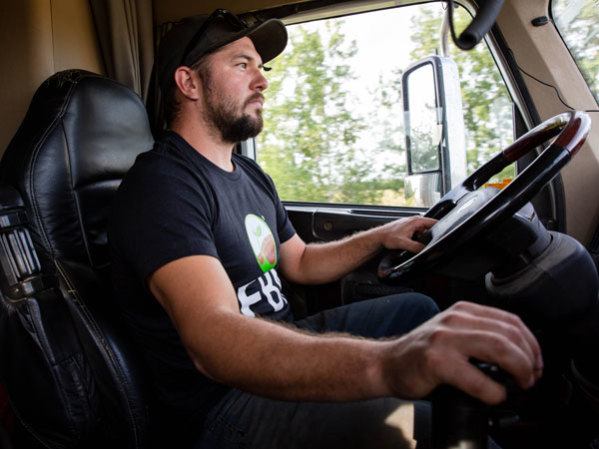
(280, 216, 437, 285)
(151, 256, 392, 401)
(291, 228, 383, 284)
(152, 257, 543, 405)
(181, 311, 392, 401)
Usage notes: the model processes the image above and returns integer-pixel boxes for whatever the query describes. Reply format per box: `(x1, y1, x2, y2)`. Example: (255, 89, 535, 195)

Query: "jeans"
(192, 293, 439, 449)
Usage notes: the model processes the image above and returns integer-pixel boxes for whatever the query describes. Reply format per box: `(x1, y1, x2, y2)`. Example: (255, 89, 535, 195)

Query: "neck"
(171, 118, 236, 172)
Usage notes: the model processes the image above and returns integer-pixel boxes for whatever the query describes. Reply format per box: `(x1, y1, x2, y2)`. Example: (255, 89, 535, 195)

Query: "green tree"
(257, 21, 390, 204)
(406, 5, 514, 176)
(553, 0, 599, 104)
(258, 4, 519, 207)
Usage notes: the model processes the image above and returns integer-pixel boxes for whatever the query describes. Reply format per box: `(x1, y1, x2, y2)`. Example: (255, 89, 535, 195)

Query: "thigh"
(296, 292, 439, 338)
(194, 388, 428, 449)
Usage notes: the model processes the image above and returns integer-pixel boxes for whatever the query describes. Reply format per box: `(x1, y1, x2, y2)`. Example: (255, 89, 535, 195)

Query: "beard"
(201, 76, 264, 143)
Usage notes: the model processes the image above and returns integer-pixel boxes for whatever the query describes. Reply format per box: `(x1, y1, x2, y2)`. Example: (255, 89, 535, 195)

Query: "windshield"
(256, 2, 513, 208)
(551, 0, 599, 104)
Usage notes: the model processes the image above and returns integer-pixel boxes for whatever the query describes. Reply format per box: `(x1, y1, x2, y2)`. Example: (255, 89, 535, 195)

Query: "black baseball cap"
(157, 9, 288, 93)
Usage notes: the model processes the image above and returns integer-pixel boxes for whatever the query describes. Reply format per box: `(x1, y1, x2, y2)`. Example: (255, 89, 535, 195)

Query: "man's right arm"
(148, 255, 543, 404)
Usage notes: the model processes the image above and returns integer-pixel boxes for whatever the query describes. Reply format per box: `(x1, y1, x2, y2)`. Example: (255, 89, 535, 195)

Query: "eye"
(237, 62, 248, 70)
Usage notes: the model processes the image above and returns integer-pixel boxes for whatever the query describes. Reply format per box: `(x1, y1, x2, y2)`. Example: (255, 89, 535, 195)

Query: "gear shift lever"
(430, 362, 517, 449)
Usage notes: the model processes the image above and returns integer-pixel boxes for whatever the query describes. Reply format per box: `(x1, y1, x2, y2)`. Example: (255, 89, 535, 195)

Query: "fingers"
(448, 302, 543, 378)
(435, 327, 533, 393)
(419, 216, 438, 228)
(400, 239, 426, 253)
(388, 301, 543, 405)
(431, 302, 543, 400)
(382, 216, 438, 251)
(405, 216, 438, 233)
(439, 358, 508, 404)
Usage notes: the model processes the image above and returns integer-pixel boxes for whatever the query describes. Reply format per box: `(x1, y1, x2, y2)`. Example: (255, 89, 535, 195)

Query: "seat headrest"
(0, 70, 154, 269)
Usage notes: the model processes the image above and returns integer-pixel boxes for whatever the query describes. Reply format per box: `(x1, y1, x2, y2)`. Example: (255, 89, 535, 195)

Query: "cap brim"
(200, 18, 287, 65)
(246, 19, 288, 64)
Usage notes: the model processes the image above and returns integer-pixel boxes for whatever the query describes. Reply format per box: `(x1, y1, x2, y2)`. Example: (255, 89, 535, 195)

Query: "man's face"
(198, 37, 269, 143)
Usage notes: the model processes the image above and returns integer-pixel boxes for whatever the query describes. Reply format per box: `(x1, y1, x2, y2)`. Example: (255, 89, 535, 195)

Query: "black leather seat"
(0, 70, 154, 448)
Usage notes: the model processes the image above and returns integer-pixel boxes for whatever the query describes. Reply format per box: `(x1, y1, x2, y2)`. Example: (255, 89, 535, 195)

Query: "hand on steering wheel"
(378, 111, 591, 282)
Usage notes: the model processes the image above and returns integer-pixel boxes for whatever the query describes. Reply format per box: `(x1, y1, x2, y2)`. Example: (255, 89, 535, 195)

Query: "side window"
(551, 0, 599, 104)
(256, 2, 514, 207)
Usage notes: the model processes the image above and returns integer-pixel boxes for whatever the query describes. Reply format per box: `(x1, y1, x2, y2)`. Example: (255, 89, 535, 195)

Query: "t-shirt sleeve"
(274, 190, 295, 244)
(111, 160, 218, 283)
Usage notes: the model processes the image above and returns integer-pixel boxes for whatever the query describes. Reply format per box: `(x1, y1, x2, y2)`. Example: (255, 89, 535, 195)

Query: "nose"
(252, 68, 268, 92)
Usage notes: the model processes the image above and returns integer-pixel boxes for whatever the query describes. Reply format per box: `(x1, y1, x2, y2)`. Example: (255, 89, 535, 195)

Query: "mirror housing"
(403, 55, 467, 207)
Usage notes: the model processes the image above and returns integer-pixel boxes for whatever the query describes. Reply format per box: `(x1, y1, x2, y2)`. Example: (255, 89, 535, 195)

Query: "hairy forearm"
(181, 311, 392, 401)
(287, 227, 383, 284)
(281, 216, 436, 285)
(151, 256, 392, 401)
(152, 256, 543, 406)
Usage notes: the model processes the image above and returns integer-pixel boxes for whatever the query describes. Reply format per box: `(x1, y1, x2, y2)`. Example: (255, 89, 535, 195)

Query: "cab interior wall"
(0, 0, 104, 158)
(1, 2, 599, 444)
(496, 0, 599, 243)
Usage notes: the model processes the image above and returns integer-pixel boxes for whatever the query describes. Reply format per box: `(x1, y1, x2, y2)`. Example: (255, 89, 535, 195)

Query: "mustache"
(245, 93, 264, 107)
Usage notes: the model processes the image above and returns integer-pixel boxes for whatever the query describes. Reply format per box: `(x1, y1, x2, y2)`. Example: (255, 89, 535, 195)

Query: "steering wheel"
(378, 111, 591, 282)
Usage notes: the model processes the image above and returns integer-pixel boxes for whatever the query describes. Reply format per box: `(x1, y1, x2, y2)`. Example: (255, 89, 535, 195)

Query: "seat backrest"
(0, 70, 154, 448)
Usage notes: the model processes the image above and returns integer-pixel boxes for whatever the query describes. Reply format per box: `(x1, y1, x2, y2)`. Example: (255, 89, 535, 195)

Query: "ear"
(173, 66, 201, 100)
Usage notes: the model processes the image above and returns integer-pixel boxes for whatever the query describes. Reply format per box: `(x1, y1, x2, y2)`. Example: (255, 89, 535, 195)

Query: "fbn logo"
(237, 270, 288, 317)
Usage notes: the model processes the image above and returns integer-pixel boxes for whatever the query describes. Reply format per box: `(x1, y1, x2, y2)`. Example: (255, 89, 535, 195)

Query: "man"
(109, 10, 543, 449)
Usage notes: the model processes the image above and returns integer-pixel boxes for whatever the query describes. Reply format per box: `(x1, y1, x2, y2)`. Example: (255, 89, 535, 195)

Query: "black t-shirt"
(109, 131, 296, 430)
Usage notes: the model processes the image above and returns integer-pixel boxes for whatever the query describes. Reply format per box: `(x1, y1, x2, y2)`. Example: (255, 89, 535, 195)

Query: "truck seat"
(0, 70, 154, 448)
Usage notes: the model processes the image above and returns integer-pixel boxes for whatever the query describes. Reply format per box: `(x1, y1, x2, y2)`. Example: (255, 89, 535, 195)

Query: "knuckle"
(452, 300, 469, 311)
(429, 327, 452, 345)
(507, 313, 524, 328)
(439, 310, 465, 327)
(502, 322, 521, 341)
(490, 335, 510, 356)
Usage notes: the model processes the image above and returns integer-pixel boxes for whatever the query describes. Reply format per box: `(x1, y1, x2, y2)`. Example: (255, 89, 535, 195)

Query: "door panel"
(286, 204, 425, 243)
(285, 204, 424, 309)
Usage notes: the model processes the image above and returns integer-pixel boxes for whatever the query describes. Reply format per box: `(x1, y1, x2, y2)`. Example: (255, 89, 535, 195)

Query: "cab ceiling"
(152, 0, 310, 24)
(151, 0, 419, 25)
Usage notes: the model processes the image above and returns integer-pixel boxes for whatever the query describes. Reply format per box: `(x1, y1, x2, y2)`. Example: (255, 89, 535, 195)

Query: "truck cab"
(0, 0, 597, 448)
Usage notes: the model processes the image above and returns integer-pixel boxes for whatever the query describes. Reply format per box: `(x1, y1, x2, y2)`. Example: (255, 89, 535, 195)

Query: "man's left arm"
(279, 215, 437, 285)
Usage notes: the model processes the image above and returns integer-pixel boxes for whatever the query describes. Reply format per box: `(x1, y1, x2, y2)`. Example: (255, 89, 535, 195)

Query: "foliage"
(257, 21, 397, 204)
(405, 5, 514, 177)
(552, 0, 599, 104)
(257, 3, 518, 206)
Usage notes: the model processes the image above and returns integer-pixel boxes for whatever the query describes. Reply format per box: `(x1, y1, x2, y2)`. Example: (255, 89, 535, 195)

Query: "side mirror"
(403, 56, 466, 206)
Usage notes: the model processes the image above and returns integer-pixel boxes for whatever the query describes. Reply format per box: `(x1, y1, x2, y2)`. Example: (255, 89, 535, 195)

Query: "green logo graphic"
(245, 214, 277, 272)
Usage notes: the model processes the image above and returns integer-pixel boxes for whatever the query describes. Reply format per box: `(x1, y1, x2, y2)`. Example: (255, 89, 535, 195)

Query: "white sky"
(290, 6, 431, 92)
